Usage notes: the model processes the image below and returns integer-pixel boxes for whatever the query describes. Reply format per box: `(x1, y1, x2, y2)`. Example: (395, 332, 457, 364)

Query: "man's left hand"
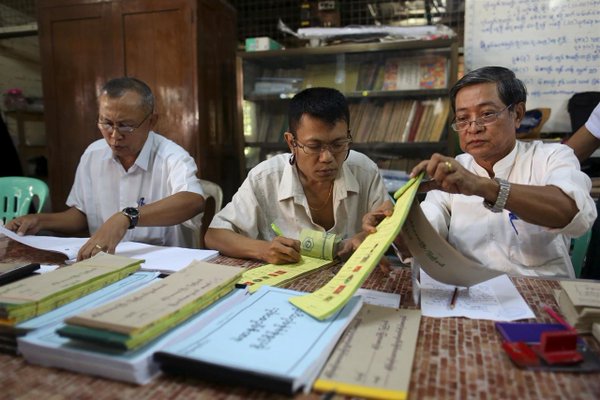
(77, 212, 130, 261)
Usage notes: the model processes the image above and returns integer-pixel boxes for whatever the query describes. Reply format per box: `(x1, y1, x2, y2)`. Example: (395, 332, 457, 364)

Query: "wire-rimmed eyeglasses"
(451, 104, 513, 132)
(97, 112, 152, 135)
(293, 137, 352, 155)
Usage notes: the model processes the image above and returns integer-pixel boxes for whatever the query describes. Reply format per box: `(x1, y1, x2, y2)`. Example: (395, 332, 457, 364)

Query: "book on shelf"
(154, 286, 363, 395)
(356, 61, 380, 91)
(0, 253, 142, 326)
(382, 56, 448, 91)
(57, 261, 244, 350)
(557, 280, 600, 333)
(18, 287, 248, 385)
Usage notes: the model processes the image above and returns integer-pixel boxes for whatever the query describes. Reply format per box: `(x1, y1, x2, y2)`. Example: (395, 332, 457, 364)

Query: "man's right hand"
(261, 236, 301, 264)
(4, 214, 43, 236)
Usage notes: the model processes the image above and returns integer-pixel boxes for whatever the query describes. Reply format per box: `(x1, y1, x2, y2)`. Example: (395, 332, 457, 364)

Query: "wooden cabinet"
(38, 0, 242, 210)
(237, 38, 459, 172)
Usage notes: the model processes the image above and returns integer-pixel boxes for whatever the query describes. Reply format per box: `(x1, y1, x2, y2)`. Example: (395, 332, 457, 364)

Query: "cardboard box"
(245, 37, 282, 52)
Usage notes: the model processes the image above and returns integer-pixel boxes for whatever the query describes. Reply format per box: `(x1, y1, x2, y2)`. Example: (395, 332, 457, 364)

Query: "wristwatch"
(483, 178, 510, 213)
(121, 207, 140, 229)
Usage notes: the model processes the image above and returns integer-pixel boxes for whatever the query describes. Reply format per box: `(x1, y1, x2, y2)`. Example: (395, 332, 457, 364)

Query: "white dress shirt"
(67, 131, 204, 248)
(210, 150, 389, 241)
(585, 102, 600, 139)
(421, 140, 597, 278)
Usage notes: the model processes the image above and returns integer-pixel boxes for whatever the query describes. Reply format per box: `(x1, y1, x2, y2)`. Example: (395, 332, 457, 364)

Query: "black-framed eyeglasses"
(451, 104, 513, 132)
(293, 137, 352, 155)
(97, 112, 152, 135)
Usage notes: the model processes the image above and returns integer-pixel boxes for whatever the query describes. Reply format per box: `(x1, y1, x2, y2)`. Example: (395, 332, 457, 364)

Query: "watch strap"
(483, 178, 510, 213)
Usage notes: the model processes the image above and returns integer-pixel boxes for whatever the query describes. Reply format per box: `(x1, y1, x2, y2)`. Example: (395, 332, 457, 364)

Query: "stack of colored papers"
(57, 261, 244, 350)
(19, 288, 248, 384)
(155, 286, 363, 395)
(0, 253, 143, 326)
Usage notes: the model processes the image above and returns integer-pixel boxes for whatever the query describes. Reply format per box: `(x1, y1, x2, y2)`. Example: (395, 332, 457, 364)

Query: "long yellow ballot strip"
(289, 173, 423, 320)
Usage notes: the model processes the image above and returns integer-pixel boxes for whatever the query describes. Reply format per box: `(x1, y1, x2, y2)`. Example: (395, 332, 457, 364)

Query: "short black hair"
(449, 66, 527, 112)
(100, 77, 154, 114)
(288, 87, 350, 136)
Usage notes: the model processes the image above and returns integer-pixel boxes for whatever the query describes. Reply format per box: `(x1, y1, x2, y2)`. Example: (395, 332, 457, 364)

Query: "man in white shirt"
(366, 67, 596, 277)
(206, 87, 390, 264)
(6, 77, 205, 259)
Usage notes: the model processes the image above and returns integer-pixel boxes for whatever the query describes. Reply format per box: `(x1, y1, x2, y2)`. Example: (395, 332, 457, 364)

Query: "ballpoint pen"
(449, 287, 459, 309)
(509, 212, 519, 235)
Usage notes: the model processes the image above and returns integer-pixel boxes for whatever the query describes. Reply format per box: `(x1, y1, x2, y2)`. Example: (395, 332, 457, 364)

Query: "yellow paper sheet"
(289, 174, 422, 320)
(238, 255, 333, 294)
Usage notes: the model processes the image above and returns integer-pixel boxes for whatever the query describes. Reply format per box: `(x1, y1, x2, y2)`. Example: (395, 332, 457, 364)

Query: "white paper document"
(420, 271, 535, 321)
(0, 226, 218, 273)
(356, 288, 400, 308)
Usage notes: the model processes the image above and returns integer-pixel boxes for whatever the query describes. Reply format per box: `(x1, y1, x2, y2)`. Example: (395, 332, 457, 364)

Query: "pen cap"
(299, 228, 339, 260)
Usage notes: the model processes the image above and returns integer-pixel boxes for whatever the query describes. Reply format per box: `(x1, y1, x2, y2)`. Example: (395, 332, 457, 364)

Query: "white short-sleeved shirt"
(585, 102, 600, 139)
(67, 131, 204, 248)
(210, 151, 389, 241)
(421, 140, 596, 278)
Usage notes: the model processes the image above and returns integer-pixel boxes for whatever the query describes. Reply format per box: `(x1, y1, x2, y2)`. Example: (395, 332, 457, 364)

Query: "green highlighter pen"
(271, 223, 283, 237)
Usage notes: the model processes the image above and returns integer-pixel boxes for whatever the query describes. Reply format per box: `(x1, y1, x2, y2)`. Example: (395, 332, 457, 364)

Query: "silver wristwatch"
(483, 178, 510, 213)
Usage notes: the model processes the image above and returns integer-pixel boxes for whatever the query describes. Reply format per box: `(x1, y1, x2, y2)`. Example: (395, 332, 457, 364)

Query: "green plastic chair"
(0, 176, 49, 225)
(570, 230, 592, 278)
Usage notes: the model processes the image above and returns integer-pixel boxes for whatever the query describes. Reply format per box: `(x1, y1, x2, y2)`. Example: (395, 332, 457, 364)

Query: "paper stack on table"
(57, 261, 244, 350)
(558, 280, 600, 333)
(18, 289, 248, 385)
(155, 286, 363, 395)
(0, 253, 142, 326)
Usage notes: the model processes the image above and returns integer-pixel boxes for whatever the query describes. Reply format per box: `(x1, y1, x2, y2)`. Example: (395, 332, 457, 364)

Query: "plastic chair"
(570, 230, 592, 278)
(198, 179, 224, 248)
(0, 176, 49, 225)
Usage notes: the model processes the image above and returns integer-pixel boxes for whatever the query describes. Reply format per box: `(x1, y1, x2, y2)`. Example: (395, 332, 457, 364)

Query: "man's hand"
(5, 214, 44, 235)
(260, 236, 301, 264)
(411, 153, 486, 196)
(77, 212, 130, 261)
(336, 231, 368, 260)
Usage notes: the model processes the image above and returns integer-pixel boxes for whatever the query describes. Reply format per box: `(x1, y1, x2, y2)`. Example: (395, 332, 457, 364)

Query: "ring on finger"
(95, 244, 104, 251)
(444, 161, 453, 173)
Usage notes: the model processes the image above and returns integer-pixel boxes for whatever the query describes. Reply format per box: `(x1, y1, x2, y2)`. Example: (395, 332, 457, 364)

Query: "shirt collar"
(277, 153, 360, 202)
(471, 142, 518, 178)
(103, 131, 155, 172)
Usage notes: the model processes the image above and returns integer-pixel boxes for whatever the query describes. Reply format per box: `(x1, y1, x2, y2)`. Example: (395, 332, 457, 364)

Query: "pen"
(271, 223, 283, 237)
(449, 287, 459, 309)
(138, 197, 145, 207)
(509, 212, 519, 235)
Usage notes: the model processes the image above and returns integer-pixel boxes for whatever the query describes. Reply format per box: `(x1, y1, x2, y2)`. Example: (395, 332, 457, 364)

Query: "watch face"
(124, 207, 139, 217)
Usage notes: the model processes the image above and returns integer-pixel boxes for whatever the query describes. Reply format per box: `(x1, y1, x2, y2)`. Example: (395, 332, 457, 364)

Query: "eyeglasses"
(97, 112, 152, 135)
(293, 137, 352, 155)
(451, 104, 513, 132)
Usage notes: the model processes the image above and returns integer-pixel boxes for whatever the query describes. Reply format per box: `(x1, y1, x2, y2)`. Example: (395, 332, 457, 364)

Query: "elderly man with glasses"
(367, 66, 596, 278)
(205, 87, 391, 264)
(6, 77, 205, 260)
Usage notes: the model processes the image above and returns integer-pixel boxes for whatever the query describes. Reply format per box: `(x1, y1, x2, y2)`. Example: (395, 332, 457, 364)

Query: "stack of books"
(557, 280, 600, 333)
(57, 261, 244, 350)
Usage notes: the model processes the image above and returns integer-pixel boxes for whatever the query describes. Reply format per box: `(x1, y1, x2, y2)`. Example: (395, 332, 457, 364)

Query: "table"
(0, 235, 599, 399)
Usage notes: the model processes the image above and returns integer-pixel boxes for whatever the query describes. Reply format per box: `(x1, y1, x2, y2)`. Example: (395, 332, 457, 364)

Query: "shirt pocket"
(508, 219, 563, 267)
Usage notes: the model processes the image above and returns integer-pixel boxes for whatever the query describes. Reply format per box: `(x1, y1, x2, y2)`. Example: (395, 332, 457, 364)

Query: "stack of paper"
(57, 261, 244, 350)
(18, 289, 248, 384)
(0, 271, 157, 354)
(558, 281, 600, 333)
(155, 286, 363, 395)
(0, 253, 142, 326)
(314, 305, 421, 400)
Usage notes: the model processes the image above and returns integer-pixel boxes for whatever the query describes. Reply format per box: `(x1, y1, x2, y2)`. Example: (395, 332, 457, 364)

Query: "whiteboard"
(464, 0, 600, 133)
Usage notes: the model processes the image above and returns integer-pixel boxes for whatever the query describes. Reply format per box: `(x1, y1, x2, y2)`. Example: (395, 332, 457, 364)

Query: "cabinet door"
(115, 0, 197, 158)
(38, 1, 119, 211)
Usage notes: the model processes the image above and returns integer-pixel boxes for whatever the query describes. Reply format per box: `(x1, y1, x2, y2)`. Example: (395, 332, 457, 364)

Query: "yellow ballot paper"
(238, 228, 339, 294)
(239, 256, 334, 294)
(289, 174, 423, 320)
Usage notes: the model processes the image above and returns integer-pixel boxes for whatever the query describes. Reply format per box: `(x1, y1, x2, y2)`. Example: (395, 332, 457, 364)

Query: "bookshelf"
(237, 38, 459, 171)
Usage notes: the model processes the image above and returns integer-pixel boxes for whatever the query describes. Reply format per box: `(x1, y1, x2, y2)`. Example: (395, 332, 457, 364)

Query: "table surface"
(0, 235, 599, 400)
